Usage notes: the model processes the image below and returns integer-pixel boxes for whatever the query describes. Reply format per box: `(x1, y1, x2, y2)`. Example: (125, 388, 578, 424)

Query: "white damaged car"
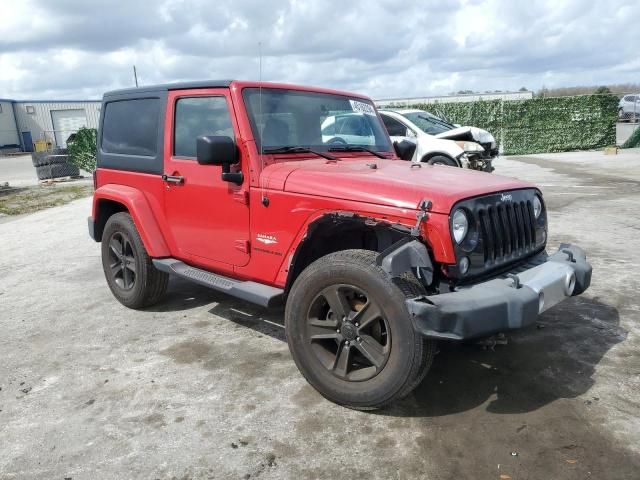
(379, 109, 498, 172)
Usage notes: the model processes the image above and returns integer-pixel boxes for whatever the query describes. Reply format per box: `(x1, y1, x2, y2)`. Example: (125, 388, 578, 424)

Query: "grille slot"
(479, 200, 537, 265)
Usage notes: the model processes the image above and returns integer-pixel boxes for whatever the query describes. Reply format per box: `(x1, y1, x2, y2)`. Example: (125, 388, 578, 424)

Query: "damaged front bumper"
(406, 244, 592, 340)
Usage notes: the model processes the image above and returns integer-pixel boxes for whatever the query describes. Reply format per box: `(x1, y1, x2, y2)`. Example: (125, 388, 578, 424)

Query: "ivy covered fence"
(397, 95, 619, 156)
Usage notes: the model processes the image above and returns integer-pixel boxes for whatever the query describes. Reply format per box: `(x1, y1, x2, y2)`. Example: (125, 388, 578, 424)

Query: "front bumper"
(88, 216, 97, 241)
(406, 244, 592, 340)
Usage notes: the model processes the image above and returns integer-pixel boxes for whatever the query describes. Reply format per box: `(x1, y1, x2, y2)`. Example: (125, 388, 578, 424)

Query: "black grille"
(449, 189, 546, 280)
(478, 200, 537, 265)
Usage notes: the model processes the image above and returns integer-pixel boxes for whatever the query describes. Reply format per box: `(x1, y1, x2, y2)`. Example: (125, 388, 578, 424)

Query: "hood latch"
(410, 199, 432, 237)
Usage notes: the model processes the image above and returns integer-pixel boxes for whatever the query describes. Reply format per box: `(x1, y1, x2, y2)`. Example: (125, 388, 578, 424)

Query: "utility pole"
(133, 66, 139, 87)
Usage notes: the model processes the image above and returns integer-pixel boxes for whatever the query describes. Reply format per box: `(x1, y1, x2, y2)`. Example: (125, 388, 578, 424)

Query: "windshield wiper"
(327, 145, 388, 159)
(262, 146, 337, 160)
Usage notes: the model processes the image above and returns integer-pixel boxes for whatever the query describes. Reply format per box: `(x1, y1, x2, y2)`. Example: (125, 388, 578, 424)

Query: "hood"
(263, 158, 532, 214)
(435, 126, 495, 145)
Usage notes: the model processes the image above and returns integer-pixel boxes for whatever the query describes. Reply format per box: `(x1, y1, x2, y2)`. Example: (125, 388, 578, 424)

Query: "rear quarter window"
(102, 98, 159, 156)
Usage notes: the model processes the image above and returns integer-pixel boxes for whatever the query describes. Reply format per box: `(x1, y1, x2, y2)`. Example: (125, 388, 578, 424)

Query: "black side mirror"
(196, 135, 243, 185)
(393, 139, 417, 161)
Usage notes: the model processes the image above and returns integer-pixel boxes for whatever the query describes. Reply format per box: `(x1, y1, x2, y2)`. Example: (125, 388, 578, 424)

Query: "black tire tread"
(35, 162, 80, 180)
(425, 155, 458, 167)
(31, 149, 69, 167)
(287, 249, 436, 410)
(102, 212, 168, 309)
(392, 273, 437, 401)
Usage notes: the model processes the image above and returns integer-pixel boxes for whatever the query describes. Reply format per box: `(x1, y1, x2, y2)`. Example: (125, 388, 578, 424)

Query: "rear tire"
(31, 149, 70, 167)
(285, 249, 436, 410)
(101, 212, 168, 309)
(425, 155, 458, 167)
(35, 162, 80, 180)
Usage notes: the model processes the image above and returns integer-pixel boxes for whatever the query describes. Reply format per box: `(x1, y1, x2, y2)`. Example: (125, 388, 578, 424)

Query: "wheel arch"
(283, 213, 412, 294)
(420, 151, 461, 167)
(92, 184, 170, 257)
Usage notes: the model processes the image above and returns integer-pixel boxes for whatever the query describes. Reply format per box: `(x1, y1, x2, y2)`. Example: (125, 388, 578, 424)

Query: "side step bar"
(152, 258, 284, 308)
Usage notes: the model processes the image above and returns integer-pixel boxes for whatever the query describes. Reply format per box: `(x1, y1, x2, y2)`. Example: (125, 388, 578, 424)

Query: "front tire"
(285, 249, 436, 409)
(101, 212, 168, 309)
(425, 155, 458, 167)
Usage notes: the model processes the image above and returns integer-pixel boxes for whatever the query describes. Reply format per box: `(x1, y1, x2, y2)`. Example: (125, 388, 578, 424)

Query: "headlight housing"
(533, 195, 542, 219)
(452, 209, 469, 244)
(455, 141, 485, 152)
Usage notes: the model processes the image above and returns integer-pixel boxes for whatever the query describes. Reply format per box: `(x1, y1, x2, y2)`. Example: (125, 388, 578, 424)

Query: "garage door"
(51, 109, 87, 147)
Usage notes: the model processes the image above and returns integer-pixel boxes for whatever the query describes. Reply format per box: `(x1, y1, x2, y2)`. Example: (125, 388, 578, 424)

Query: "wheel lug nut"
(356, 336, 361, 342)
(355, 323, 359, 327)
(345, 341, 350, 346)
(336, 329, 340, 333)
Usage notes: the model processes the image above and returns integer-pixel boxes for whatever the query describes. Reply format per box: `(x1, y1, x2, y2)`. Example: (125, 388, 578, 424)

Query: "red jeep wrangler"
(89, 80, 592, 409)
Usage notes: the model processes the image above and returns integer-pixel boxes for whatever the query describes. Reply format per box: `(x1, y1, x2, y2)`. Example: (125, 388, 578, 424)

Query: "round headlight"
(533, 196, 542, 219)
(452, 209, 468, 244)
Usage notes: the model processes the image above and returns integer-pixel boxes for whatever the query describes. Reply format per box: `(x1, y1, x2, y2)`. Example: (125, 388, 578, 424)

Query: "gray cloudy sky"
(0, 0, 638, 100)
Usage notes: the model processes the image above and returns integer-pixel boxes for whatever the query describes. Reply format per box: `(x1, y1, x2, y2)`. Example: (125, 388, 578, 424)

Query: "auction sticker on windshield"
(350, 100, 376, 116)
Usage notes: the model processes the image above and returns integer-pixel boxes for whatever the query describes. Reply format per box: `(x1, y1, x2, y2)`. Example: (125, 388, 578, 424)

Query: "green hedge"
(402, 95, 619, 155)
(621, 126, 640, 148)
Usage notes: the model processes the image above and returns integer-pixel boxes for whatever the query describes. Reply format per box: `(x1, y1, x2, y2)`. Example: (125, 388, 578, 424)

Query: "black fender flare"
(376, 237, 434, 285)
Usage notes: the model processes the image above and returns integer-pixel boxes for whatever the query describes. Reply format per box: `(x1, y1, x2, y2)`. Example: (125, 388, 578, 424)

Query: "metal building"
(0, 98, 100, 152)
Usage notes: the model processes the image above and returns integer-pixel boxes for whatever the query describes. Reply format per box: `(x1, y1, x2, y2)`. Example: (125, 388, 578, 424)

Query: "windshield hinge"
(233, 190, 249, 205)
(410, 199, 432, 237)
(235, 239, 250, 254)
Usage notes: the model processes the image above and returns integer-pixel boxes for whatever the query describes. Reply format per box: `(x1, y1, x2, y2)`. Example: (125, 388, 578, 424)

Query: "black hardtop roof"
(103, 80, 234, 98)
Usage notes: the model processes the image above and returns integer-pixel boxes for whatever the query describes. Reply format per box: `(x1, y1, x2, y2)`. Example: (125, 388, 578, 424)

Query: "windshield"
(402, 111, 455, 135)
(243, 88, 392, 153)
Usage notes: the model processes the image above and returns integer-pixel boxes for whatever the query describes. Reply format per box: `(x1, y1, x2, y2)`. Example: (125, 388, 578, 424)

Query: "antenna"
(259, 42, 269, 207)
(133, 65, 139, 87)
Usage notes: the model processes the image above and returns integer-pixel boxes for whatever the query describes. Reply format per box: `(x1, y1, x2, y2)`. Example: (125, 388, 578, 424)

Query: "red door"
(163, 89, 250, 268)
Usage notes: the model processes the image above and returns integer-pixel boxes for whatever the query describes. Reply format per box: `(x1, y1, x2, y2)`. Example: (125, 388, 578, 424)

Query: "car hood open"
(263, 158, 532, 214)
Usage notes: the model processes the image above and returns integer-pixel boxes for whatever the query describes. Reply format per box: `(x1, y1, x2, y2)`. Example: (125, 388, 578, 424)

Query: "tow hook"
(476, 333, 508, 350)
(507, 273, 522, 289)
(562, 249, 576, 262)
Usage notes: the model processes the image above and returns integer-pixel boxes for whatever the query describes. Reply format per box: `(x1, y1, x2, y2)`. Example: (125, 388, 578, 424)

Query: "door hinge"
(233, 190, 249, 205)
(235, 239, 250, 254)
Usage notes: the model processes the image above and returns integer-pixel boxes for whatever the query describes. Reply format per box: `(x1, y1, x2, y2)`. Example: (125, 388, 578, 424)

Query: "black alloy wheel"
(101, 212, 168, 309)
(107, 231, 137, 291)
(285, 249, 436, 409)
(305, 284, 391, 382)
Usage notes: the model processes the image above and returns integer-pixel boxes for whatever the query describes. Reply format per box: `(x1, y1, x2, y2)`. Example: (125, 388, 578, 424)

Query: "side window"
(321, 118, 335, 136)
(341, 117, 363, 135)
(174, 97, 234, 158)
(102, 98, 159, 156)
(381, 114, 407, 136)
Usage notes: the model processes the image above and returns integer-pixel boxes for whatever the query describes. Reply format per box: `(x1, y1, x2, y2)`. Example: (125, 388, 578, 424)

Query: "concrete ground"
(1, 151, 639, 479)
(0, 154, 41, 187)
(0, 153, 91, 187)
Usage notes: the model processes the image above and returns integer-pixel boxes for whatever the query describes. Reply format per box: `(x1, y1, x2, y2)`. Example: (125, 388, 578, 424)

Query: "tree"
(519, 87, 528, 92)
(594, 86, 612, 95)
(67, 127, 97, 172)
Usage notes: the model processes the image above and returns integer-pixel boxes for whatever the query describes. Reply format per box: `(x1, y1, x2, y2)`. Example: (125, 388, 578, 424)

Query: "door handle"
(162, 174, 184, 184)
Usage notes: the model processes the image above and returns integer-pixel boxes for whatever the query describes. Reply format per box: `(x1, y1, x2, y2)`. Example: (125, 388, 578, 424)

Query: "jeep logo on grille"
(500, 193, 513, 202)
